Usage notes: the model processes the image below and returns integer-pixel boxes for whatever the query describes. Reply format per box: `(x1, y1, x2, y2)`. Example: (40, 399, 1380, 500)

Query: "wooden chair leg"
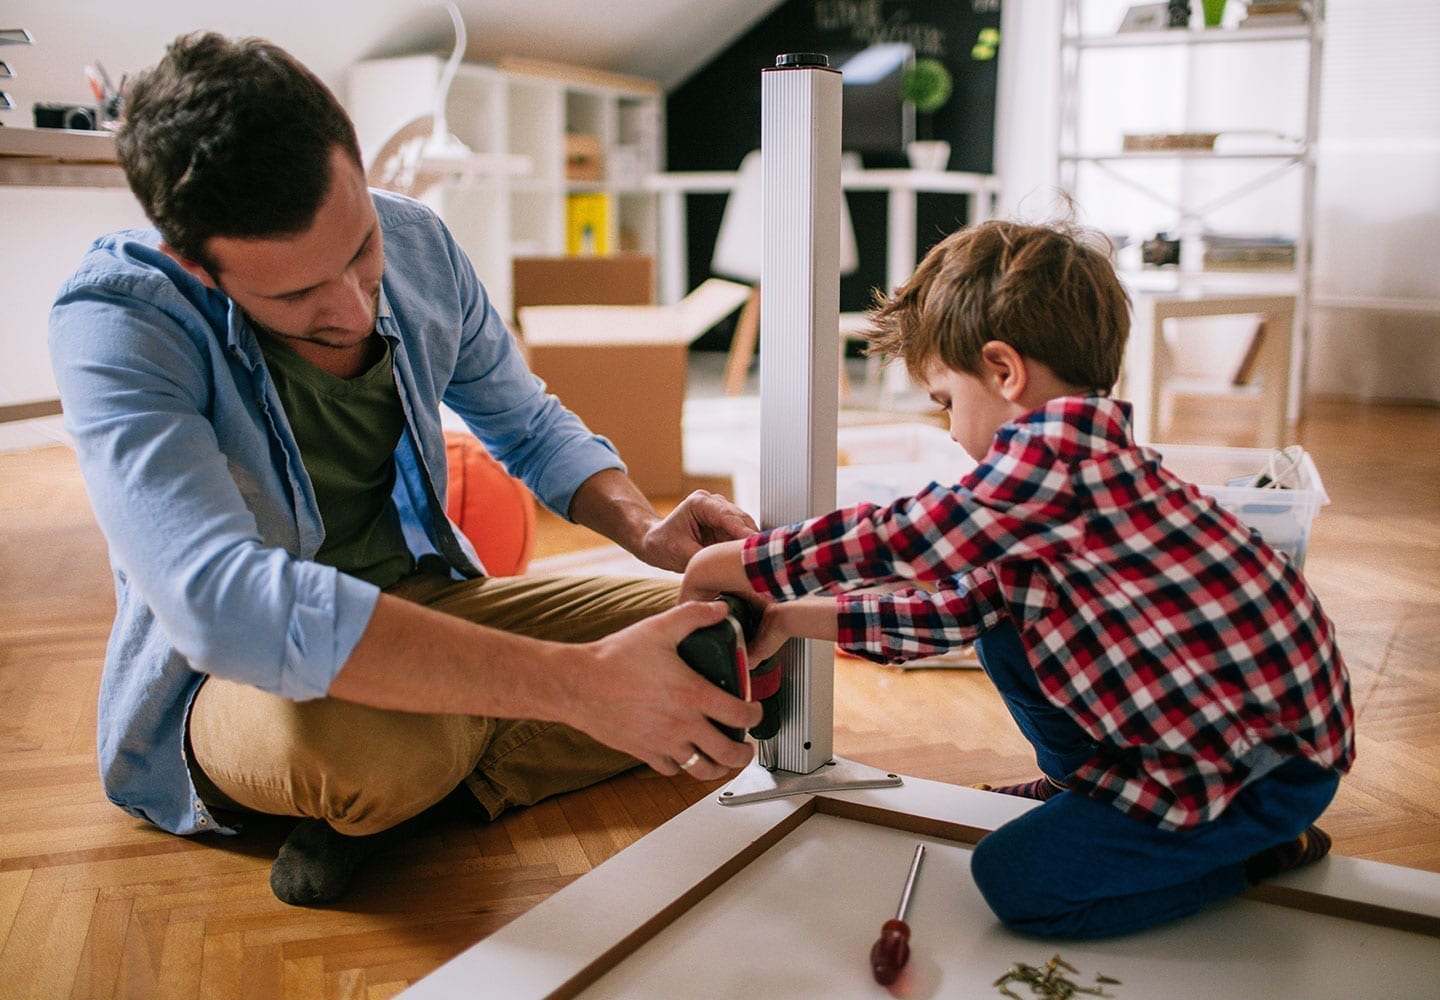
(723, 285, 761, 396)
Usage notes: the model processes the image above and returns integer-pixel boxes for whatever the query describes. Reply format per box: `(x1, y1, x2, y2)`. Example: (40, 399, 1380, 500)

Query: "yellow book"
(566, 193, 611, 256)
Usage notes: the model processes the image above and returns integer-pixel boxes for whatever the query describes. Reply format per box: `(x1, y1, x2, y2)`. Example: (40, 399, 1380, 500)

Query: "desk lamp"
(366, 4, 528, 196)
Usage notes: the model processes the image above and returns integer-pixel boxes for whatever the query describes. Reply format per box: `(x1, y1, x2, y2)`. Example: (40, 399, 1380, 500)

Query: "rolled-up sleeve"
(50, 265, 376, 698)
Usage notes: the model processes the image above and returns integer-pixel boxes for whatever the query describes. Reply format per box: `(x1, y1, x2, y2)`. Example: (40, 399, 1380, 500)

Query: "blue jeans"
(969, 623, 1339, 938)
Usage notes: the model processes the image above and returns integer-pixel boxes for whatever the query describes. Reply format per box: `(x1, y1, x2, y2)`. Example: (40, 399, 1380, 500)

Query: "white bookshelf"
(1056, 0, 1325, 415)
(346, 55, 663, 321)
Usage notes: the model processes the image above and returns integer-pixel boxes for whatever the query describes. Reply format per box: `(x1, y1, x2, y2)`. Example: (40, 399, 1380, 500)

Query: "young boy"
(680, 220, 1354, 939)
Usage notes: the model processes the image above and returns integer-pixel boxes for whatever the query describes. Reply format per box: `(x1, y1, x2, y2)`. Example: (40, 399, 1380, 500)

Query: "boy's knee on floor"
(971, 834, 1084, 938)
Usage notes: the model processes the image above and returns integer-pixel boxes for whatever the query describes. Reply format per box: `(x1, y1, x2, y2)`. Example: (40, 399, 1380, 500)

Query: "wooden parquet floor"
(1, 397, 1437, 997)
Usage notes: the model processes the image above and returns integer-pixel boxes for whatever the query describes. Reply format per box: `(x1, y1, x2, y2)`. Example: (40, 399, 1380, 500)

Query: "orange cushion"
(443, 431, 536, 576)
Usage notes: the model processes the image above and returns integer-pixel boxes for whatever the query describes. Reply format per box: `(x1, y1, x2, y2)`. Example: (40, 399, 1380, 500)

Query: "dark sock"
(269, 785, 481, 906)
(1245, 824, 1332, 885)
(972, 775, 1068, 801)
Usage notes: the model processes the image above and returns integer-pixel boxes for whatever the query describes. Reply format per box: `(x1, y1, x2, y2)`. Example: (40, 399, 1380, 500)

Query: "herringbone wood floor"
(2, 397, 1437, 998)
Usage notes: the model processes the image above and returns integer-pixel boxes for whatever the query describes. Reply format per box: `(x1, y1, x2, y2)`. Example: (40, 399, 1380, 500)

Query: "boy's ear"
(979, 340, 1029, 403)
(159, 242, 220, 290)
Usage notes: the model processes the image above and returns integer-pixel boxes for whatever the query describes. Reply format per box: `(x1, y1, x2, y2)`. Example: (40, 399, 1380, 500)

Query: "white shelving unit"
(345, 55, 663, 321)
(1056, 0, 1325, 415)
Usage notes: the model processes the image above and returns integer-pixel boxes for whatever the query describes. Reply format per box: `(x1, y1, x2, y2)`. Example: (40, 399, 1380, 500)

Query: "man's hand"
(639, 490, 758, 573)
(559, 601, 763, 780)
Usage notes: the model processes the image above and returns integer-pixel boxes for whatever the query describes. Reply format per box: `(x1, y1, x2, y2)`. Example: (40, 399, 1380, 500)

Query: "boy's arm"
(679, 539, 755, 601)
(682, 540, 839, 662)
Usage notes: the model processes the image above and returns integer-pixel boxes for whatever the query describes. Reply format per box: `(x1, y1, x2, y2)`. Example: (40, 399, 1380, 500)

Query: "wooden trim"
(495, 56, 660, 96)
(0, 398, 62, 424)
(1244, 882, 1440, 939)
(548, 802, 817, 1000)
(1232, 318, 1267, 386)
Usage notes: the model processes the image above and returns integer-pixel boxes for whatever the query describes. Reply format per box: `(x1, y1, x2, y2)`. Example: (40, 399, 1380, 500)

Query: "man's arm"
(327, 593, 761, 778)
(567, 468, 758, 573)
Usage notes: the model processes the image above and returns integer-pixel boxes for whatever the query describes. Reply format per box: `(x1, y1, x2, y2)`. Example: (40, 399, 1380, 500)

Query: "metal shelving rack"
(1056, 0, 1325, 416)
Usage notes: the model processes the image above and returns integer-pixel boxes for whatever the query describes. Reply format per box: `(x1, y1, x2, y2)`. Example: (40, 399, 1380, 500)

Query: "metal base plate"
(717, 755, 903, 806)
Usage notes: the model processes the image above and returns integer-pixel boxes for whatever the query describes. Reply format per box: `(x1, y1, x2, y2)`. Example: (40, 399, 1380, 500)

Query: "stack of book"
(1202, 233, 1296, 271)
(1240, 1, 1310, 27)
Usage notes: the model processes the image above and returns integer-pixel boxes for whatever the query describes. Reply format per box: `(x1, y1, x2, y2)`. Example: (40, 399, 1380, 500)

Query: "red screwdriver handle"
(870, 918, 911, 985)
(871, 844, 925, 986)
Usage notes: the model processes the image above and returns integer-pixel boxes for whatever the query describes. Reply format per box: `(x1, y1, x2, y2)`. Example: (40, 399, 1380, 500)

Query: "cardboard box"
(512, 254, 654, 319)
(517, 278, 751, 496)
(565, 133, 604, 181)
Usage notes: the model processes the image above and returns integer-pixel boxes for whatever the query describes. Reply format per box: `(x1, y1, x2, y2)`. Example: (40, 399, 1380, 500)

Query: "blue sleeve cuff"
(279, 565, 381, 700)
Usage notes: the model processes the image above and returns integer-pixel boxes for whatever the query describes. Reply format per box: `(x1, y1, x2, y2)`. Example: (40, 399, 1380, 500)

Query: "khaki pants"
(188, 571, 679, 836)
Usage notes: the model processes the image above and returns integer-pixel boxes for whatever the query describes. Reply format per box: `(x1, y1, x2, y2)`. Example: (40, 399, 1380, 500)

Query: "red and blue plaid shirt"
(743, 397, 1353, 830)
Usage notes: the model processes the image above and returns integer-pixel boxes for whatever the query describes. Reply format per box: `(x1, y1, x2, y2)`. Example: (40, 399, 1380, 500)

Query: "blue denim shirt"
(48, 191, 624, 836)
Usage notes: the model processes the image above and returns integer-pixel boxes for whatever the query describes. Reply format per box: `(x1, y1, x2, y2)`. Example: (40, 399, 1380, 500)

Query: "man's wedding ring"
(680, 751, 702, 771)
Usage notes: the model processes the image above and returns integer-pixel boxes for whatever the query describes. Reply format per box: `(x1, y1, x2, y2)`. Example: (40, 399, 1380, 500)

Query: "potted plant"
(901, 57, 953, 171)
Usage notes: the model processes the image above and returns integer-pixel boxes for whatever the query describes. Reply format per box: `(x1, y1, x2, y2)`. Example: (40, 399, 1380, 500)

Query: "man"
(49, 32, 761, 906)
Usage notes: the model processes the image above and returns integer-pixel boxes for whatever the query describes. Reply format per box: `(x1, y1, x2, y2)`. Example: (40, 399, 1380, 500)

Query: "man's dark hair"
(117, 32, 363, 273)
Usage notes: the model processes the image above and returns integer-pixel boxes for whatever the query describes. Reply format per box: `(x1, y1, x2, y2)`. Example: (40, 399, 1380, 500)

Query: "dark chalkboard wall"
(667, 0, 1003, 349)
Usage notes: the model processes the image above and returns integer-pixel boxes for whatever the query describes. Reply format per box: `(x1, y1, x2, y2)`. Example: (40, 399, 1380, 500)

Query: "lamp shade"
(711, 150, 859, 282)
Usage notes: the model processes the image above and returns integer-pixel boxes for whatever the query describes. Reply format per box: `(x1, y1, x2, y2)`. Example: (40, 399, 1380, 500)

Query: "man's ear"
(979, 340, 1029, 403)
(159, 242, 219, 290)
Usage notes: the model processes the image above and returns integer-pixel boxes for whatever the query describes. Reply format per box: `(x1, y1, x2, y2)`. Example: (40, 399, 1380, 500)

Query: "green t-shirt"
(259, 335, 414, 589)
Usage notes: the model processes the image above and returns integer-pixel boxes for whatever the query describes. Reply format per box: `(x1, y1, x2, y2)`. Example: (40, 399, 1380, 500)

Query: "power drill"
(676, 594, 783, 742)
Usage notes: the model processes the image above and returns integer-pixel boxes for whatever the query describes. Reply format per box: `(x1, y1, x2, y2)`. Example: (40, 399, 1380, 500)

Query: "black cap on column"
(774, 52, 829, 69)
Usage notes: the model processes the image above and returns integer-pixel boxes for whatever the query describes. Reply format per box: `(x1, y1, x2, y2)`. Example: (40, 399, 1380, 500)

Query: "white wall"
(1306, 0, 1440, 402)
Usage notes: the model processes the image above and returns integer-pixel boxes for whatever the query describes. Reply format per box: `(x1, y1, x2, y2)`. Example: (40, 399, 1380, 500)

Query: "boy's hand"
(748, 603, 794, 664)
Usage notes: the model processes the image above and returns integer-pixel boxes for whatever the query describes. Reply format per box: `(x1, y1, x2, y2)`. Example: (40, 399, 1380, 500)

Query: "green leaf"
(900, 59, 953, 114)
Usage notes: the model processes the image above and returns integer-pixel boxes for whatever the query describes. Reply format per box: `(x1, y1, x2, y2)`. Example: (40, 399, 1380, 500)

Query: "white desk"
(646, 168, 1000, 307)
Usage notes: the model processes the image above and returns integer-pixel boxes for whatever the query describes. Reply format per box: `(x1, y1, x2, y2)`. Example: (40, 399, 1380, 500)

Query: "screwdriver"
(870, 843, 925, 986)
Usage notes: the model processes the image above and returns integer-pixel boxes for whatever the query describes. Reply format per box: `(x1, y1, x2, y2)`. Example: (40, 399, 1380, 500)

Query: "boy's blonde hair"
(866, 220, 1130, 395)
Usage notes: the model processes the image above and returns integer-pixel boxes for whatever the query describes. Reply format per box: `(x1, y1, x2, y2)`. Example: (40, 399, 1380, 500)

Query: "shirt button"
(198, 816, 208, 826)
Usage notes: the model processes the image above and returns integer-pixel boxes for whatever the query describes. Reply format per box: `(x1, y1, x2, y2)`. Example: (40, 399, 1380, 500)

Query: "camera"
(33, 102, 98, 131)
(1141, 233, 1182, 268)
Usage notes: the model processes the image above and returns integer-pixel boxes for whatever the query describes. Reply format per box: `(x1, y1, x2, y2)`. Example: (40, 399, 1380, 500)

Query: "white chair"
(710, 149, 861, 395)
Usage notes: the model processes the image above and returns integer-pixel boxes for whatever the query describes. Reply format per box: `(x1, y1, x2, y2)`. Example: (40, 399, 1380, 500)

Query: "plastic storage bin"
(731, 423, 977, 521)
(1151, 444, 1328, 569)
(733, 431, 1327, 571)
